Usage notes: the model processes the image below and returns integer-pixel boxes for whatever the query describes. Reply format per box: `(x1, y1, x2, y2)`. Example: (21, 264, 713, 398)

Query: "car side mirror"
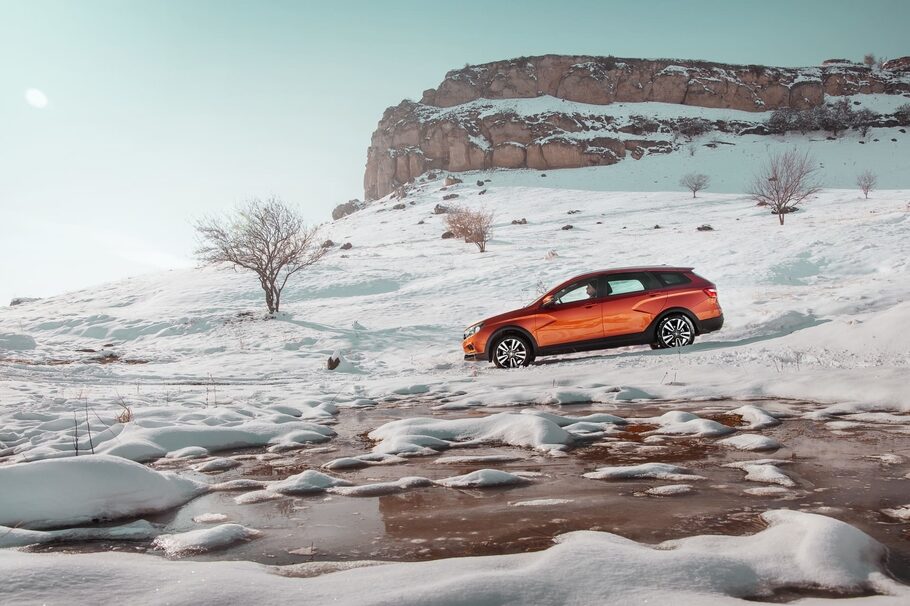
(541, 296, 554, 308)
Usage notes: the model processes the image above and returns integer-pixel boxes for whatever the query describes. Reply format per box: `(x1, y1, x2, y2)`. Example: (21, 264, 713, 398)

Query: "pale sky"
(1, 0, 908, 305)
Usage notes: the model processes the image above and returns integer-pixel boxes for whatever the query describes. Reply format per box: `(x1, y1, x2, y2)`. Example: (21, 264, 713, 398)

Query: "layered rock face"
(364, 55, 910, 200)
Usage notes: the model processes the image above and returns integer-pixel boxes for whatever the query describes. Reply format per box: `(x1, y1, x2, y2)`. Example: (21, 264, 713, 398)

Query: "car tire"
(656, 314, 696, 348)
(491, 334, 534, 368)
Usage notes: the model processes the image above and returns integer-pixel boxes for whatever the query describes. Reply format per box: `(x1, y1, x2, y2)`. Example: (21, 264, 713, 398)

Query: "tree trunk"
(692, 191, 696, 198)
(778, 212, 785, 226)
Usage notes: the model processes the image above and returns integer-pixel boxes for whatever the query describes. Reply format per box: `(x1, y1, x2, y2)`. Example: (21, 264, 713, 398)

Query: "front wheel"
(492, 334, 534, 368)
(656, 314, 696, 348)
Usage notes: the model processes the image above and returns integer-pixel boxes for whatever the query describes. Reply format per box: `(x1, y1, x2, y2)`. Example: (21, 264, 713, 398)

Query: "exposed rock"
(433, 204, 450, 214)
(9, 297, 40, 306)
(476, 180, 485, 186)
(442, 193, 459, 201)
(364, 55, 910, 199)
(478, 189, 487, 195)
(321, 239, 335, 248)
(697, 224, 714, 231)
(511, 218, 527, 225)
(340, 242, 353, 250)
(392, 203, 406, 210)
(561, 224, 574, 230)
(331, 199, 364, 221)
(441, 231, 455, 239)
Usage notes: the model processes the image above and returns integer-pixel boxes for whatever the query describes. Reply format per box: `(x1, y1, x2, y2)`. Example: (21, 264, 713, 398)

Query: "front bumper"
(464, 353, 483, 362)
(698, 313, 724, 334)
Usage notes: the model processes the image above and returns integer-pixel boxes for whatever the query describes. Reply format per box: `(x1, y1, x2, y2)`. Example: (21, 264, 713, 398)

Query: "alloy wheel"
(495, 337, 528, 368)
(659, 316, 694, 348)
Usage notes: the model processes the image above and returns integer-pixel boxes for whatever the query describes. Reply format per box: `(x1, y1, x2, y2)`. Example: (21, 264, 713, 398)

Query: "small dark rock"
(392, 203, 406, 210)
(327, 354, 341, 371)
(476, 180, 484, 187)
(859, 140, 866, 144)
(567, 210, 581, 215)
(340, 242, 353, 250)
(873, 138, 879, 141)
(511, 218, 527, 225)
(540, 173, 547, 178)
(696, 224, 714, 231)
(321, 239, 335, 248)
(417, 219, 425, 225)
(444, 176, 463, 186)
(442, 193, 459, 201)
(561, 224, 574, 230)
(441, 231, 455, 239)
(484, 179, 491, 183)
(433, 204, 450, 214)
(653, 224, 661, 229)
(478, 189, 487, 195)
(891, 138, 898, 142)
(596, 221, 602, 224)
(427, 172, 438, 180)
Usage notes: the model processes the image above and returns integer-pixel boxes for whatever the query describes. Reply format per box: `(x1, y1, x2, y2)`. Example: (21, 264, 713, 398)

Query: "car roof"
(565, 266, 695, 283)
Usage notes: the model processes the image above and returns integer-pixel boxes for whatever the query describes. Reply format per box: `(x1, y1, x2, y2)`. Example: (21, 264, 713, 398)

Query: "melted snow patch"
(645, 484, 693, 496)
(193, 513, 230, 524)
(881, 506, 910, 522)
(0, 455, 207, 529)
(717, 434, 782, 451)
(729, 405, 782, 429)
(643, 411, 734, 437)
(510, 498, 574, 507)
(268, 470, 352, 495)
(583, 463, 705, 482)
(436, 469, 530, 488)
(193, 457, 242, 472)
(327, 477, 432, 497)
(725, 460, 796, 487)
(153, 524, 260, 557)
(0, 520, 157, 548)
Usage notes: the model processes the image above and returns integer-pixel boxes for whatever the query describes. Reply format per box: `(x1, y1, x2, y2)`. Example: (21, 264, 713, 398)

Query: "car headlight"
(463, 323, 483, 339)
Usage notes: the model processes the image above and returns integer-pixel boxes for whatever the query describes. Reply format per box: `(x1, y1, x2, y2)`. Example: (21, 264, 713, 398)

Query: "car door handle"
(584, 304, 595, 309)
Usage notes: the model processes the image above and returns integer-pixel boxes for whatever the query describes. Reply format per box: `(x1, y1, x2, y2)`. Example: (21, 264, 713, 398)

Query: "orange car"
(463, 267, 723, 368)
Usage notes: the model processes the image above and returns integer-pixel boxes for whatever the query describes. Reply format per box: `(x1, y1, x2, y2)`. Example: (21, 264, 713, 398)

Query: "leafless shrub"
(444, 206, 494, 252)
(748, 150, 822, 225)
(194, 197, 326, 313)
(679, 173, 710, 198)
(114, 394, 134, 423)
(863, 53, 876, 68)
(856, 170, 877, 199)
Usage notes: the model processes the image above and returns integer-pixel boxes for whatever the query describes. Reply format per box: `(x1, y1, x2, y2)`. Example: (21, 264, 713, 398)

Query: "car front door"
(601, 273, 668, 338)
(535, 278, 605, 347)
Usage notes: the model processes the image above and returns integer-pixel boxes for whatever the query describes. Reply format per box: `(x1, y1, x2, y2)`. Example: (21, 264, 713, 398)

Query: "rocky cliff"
(363, 55, 910, 200)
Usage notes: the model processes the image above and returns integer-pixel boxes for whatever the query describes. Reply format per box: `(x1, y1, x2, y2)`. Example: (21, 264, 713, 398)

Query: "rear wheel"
(492, 334, 534, 368)
(656, 314, 696, 348)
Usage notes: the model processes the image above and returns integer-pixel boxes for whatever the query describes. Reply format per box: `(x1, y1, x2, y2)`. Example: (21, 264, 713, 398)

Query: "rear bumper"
(698, 314, 724, 334)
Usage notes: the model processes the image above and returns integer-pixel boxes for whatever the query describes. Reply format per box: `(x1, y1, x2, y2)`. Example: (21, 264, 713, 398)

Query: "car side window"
(656, 272, 692, 286)
(552, 280, 598, 305)
(604, 273, 658, 296)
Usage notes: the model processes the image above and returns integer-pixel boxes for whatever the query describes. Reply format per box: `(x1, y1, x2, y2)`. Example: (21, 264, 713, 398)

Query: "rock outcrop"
(364, 55, 910, 200)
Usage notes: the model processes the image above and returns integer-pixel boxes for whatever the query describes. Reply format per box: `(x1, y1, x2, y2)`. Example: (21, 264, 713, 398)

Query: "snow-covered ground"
(1, 170, 909, 602)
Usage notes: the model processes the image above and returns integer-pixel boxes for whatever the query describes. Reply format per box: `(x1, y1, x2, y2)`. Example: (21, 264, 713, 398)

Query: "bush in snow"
(895, 103, 910, 125)
(444, 206, 494, 253)
(815, 99, 854, 137)
(679, 173, 710, 198)
(748, 149, 821, 226)
(863, 53, 876, 68)
(856, 170, 877, 199)
(674, 118, 711, 141)
(853, 108, 877, 138)
(194, 197, 326, 314)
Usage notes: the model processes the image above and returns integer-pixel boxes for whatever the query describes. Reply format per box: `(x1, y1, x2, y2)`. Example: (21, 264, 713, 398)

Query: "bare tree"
(748, 150, 822, 225)
(863, 53, 876, 68)
(679, 173, 710, 198)
(856, 170, 877, 199)
(194, 197, 326, 313)
(445, 206, 494, 252)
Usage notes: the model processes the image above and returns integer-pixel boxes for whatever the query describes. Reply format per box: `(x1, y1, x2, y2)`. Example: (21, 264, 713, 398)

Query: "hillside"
(364, 55, 910, 200)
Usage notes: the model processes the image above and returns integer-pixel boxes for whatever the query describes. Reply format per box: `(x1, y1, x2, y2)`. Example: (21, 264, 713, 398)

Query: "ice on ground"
(584, 463, 705, 482)
(192, 512, 230, 524)
(327, 476, 432, 497)
(322, 453, 407, 470)
(717, 434, 782, 451)
(645, 484, 693, 496)
(744, 485, 794, 496)
(436, 469, 531, 488)
(643, 411, 735, 437)
(0, 520, 157, 548)
(433, 454, 527, 464)
(368, 412, 576, 456)
(730, 405, 782, 429)
(0, 455, 207, 529)
(165, 446, 209, 459)
(211, 478, 267, 491)
(268, 470, 352, 495)
(510, 498, 574, 507)
(193, 457, 242, 472)
(866, 454, 905, 465)
(725, 462, 796, 487)
(234, 490, 282, 505)
(0, 510, 903, 604)
(881, 506, 910, 522)
(153, 524, 260, 557)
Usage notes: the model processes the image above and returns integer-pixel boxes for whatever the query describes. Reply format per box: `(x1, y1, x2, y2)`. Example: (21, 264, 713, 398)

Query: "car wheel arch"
(650, 307, 701, 338)
(485, 326, 538, 361)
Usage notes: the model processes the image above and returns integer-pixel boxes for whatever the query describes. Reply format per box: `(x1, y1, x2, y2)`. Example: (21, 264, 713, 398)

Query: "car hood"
(470, 305, 536, 328)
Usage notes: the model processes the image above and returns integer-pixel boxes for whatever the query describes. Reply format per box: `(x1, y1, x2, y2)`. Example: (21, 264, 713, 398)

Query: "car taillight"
(703, 288, 718, 298)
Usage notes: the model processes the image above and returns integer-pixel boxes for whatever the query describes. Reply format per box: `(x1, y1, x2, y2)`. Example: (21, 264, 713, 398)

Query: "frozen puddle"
(17, 400, 910, 592)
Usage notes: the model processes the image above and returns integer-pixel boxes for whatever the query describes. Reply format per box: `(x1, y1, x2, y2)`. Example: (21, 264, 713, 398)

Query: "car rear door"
(535, 278, 605, 347)
(601, 272, 667, 338)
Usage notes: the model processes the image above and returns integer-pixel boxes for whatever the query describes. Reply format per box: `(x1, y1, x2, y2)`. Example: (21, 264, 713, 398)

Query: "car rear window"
(656, 272, 692, 286)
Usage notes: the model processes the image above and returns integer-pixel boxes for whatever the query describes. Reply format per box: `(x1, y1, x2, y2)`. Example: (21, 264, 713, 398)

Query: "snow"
(0, 455, 206, 529)
(717, 434, 782, 451)
(510, 498, 574, 507)
(193, 457, 242, 472)
(0, 519, 157, 548)
(583, 463, 705, 481)
(881, 506, 910, 521)
(192, 512, 230, 524)
(327, 476, 432, 497)
(645, 484, 694, 496)
(0, 510, 905, 605)
(644, 411, 735, 437)
(725, 461, 796, 487)
(435, 469, 531, 488)
(153, 524, 261, 557)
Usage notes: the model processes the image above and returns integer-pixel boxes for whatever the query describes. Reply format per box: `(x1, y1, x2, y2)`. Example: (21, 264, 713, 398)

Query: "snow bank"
(645, 484, 693, 496)
(0, 520, 157, 548)
(584, 463, 705, 481)
(267, 470, 352, 495)
(327, 476, 432, 497)
(725, 461, 796, 487)
(0, 510, 903, 605)
(644, 411, 734, 437)
(153, 524, 260, 557)
(0, 455, 206, 529)
(717, 434, 782, 451)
